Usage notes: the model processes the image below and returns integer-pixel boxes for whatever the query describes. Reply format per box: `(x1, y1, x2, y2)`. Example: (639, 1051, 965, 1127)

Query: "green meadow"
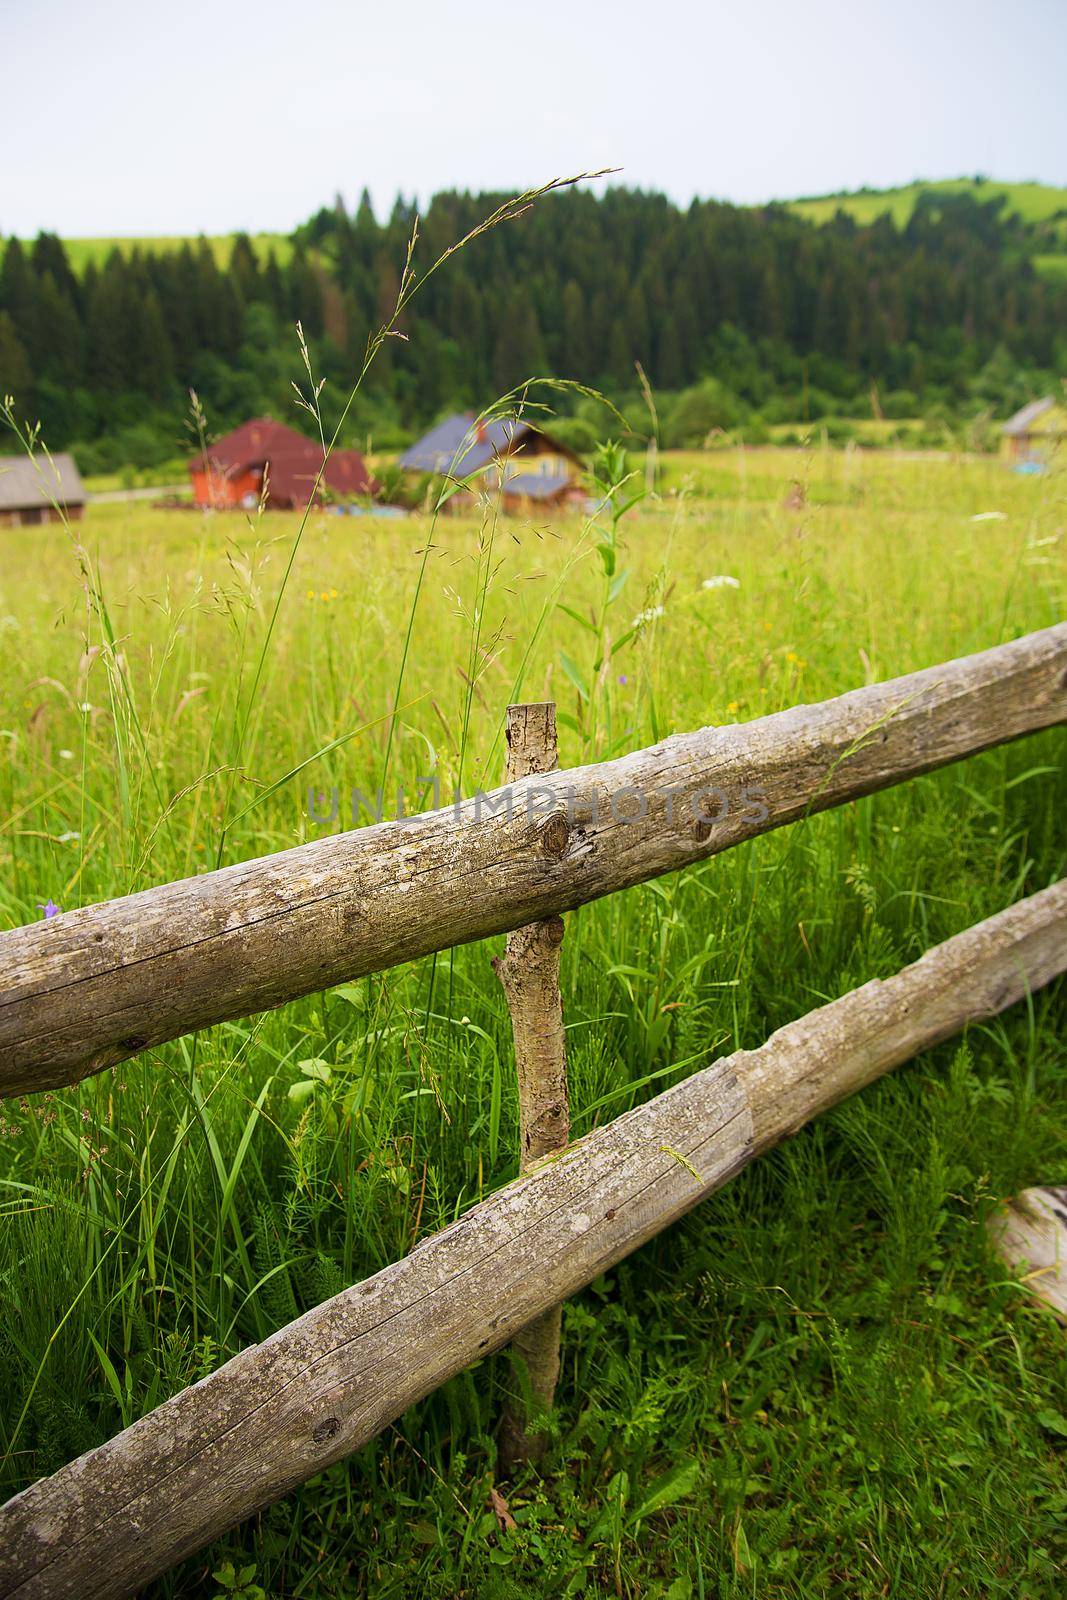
(42, 232, 295, 274)
(0, 446, 1065, 1597)
(787, 178, 1067, 280)
(787, 177, 1067, 229)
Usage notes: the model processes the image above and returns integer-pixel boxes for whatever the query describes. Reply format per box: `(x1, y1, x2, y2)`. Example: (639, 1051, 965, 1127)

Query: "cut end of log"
(505, 702, 559, 783)
(987, 1185, 1067, 1322)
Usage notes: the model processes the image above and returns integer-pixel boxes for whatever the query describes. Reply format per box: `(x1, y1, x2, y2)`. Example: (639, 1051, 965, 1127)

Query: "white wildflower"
(631, 605, 665, 628)
(702, 575, 740, 590)
(58, 749, 74, 761)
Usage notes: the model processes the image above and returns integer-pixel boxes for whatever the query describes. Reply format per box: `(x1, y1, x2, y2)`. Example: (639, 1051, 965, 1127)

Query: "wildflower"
(631, 605, 665, 628)
(56, 831, 80, 844)
(702, 575, 740, 590)
(726, 699, 740, 713)
(618, 674, 628, 685)
(306, 588, 315, 599)
(58, 749, 74, 761)
(37, 899, 59, 919)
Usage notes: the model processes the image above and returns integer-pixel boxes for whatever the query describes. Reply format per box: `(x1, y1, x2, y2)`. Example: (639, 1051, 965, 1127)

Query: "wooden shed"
(1001, 396, 1067, 465)
(0, 452, 86, 526)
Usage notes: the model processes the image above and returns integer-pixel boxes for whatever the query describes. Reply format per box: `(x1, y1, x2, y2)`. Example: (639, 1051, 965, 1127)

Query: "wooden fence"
(1, 624, 1065, 1597)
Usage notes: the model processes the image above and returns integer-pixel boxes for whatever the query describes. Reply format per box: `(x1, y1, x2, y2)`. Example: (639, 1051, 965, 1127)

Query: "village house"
(1001, 396, 1067, 465)
(189, 418, 375, 510)
(398, 413, 584, 511)
(0, 452, 86, 527)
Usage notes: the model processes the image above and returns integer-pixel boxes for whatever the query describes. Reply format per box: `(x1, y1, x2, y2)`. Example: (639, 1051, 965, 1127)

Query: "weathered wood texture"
(493, 703, 570, 1467)
(2, 624, 1065, 1095)
(988, 1186, 1067, 1321)
(493, 704, 570, 1167)
(1, 880, 1064, 1600)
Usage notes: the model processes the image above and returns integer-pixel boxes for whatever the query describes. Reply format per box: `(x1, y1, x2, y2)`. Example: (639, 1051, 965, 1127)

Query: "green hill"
(48, 231, 293, 272)
(3, 177, 1064, 476)
(11, 178, 1067, 279)
(786, 176, 1067, 228)
(786, 177, 1067, 279)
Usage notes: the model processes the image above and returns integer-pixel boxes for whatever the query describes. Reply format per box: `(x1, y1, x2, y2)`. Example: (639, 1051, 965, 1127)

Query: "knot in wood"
(541, 810, 569, 859)
(693, 816, 714, 844)
(311, 1416, 341, 1444)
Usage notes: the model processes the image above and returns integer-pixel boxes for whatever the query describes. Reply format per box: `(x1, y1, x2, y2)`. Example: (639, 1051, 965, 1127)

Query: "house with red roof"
(189, 418, 375, 510)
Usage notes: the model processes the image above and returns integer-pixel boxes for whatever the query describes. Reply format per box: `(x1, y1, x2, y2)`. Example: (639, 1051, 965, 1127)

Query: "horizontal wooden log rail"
(2, 880, 1064, 1600)
(2, 624, 1065, 1096)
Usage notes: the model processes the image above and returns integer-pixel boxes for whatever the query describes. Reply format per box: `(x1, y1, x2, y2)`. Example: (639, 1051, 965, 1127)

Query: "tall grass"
(0, 409, 1065, 1595)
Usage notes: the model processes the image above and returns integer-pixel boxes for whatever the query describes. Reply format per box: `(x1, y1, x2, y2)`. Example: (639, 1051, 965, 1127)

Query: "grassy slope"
(787, 176, 1067, 228)
(0, 448, 1064, 1597)
(44, 231, 293, 272)
(787, 178, 1067, 280)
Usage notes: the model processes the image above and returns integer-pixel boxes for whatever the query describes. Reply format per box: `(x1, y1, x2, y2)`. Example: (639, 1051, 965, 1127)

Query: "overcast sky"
(4, 0, 1064, 238)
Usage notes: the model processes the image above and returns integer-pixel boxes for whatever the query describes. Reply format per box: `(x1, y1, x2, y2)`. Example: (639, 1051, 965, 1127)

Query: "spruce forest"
(1, 183, 1065, 472)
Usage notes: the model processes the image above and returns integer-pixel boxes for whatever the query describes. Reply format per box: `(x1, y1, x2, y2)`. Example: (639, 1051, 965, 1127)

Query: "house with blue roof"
(398, 413, 584, 510)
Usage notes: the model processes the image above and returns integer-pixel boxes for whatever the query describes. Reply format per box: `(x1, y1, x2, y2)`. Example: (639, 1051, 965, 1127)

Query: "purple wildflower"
(37, 899, 59, 919)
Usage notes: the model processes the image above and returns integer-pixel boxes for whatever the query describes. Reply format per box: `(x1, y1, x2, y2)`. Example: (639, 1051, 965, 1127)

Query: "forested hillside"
(1, 184, 1064, 471)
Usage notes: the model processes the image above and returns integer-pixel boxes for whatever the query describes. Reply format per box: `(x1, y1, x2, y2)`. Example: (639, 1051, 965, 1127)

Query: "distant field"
(23, 231, 294, 272)
(788, 177, 1067, 280)
(787, 176, 1067, 229)
(1034, 252, 1067, 281)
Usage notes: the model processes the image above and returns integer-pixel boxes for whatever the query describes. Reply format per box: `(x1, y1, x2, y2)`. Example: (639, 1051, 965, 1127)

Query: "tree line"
(1, 185, 1064, 470)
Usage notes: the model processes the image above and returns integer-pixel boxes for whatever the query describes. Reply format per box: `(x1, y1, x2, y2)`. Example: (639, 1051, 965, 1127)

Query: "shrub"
(542, 415, 599, 454)
(882, 389, 921, 419)
(662, 380, 743, 448)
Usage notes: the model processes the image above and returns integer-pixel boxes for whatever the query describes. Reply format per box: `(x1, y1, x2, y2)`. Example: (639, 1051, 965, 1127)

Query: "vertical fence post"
(493, 702, 570, 1470)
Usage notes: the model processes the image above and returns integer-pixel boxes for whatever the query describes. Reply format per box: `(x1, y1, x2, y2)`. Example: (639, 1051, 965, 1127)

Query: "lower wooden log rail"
(1, 880, 1064, 1600)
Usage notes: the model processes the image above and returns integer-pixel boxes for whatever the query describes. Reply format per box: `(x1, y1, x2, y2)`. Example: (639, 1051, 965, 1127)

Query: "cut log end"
(987, 1185, 1067, 1322)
